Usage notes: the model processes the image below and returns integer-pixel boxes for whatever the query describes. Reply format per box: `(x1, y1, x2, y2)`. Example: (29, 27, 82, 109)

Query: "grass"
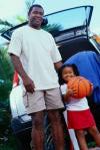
(88, 141, 96, 148)
(0, 129, 97, 150)
(0, 133, 17, 150)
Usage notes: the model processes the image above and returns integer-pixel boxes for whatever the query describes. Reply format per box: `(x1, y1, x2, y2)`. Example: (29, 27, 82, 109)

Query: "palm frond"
(0, 19, 13, 27)
(16, 16, 27, 23)
(25, 0, 35, 10)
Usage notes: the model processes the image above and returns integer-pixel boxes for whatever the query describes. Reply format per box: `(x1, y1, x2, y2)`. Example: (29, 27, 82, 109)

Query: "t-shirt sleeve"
(60, 84, 67, 95)
(8, 29, 22, 57)
(50, 34, 62, 63)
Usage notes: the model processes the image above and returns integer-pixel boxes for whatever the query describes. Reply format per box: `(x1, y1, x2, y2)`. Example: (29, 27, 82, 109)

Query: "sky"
(0, 0, 100, 34)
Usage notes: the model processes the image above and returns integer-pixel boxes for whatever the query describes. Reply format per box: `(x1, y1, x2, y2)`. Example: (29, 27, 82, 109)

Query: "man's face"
(28, 6, 44, 29)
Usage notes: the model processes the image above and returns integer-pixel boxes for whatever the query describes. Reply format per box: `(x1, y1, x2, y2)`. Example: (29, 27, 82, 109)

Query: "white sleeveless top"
(60, 84, 89, 111)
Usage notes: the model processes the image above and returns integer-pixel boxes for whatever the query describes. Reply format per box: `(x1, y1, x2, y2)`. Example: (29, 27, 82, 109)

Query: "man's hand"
(10, 54, 35, 93)
(54, 61, 63, 71)
(23, 76, 35, 93)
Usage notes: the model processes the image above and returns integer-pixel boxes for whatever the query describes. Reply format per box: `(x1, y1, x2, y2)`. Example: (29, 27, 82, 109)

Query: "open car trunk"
(58, 37, 97, 62)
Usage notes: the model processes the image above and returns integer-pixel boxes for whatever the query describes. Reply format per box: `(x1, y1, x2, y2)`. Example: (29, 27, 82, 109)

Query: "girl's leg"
(75, 129, 88, 150)
(88, 126, 100, 147)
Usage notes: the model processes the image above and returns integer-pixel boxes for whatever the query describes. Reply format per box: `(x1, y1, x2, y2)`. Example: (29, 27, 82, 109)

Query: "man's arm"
(10, 54, 35, 93)
(54, 61, 63, 71)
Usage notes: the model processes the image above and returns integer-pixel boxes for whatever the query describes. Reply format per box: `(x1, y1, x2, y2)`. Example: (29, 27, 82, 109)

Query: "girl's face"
(62, 66, 75, 82)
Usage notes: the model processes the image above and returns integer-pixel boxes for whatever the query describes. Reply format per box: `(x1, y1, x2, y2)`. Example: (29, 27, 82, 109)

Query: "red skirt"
(67, 109, 96, 129)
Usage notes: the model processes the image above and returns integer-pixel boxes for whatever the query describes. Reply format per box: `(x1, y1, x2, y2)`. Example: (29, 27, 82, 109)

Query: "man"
(8, 4, 65, 150)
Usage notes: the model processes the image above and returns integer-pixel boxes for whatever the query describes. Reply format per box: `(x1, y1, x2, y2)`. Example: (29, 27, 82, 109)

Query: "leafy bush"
(0, 46, 15, 149)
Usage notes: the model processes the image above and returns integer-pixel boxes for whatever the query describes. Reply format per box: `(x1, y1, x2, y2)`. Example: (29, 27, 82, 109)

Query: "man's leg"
(47, 110, 65, 150)
(31, 111, 44, 150)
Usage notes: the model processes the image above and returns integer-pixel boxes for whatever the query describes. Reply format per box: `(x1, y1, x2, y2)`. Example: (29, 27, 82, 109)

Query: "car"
(1, 5, 100, 150)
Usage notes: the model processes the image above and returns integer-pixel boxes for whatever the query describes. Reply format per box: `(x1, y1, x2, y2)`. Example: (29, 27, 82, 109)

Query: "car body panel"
(10, 85, 27, 117)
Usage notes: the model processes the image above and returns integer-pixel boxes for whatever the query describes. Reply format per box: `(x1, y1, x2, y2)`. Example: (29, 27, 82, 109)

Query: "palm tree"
(0, 46, 14, 98)
(0, 19, 14, 33)
(25, 0, 35, 10)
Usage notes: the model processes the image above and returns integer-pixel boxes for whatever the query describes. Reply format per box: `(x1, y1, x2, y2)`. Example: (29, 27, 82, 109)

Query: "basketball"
(67, 76, 92, 99)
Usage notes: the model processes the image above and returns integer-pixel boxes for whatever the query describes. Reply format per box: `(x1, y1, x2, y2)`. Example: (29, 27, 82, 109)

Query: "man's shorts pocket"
(23, 91, 29, 108)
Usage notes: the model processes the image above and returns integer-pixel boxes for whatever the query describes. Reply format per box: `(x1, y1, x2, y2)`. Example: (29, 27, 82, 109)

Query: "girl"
(60, 64, 100, 150)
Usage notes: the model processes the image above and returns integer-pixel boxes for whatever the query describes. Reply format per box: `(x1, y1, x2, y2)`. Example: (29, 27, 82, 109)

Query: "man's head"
(28, 4, 44, 29)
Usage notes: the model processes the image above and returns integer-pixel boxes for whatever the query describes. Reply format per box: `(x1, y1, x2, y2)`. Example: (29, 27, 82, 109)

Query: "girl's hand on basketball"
(64, 88, 77, 102)
(67, 89, 74, 97)
(63, 89, 74, 102)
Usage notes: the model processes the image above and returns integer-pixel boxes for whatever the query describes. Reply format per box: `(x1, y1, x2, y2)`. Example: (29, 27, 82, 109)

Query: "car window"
(44, 6, 93, 33)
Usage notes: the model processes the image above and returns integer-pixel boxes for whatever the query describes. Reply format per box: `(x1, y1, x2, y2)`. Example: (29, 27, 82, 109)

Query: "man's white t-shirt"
(60, 84, 89, 111)
(8, 25, 62, 90)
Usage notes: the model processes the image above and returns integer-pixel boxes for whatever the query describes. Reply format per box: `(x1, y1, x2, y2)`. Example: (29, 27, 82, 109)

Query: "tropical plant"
(0, 47, 14, 79)
(43, 23, 62, 35)
(0, 46, 14, 147)
(0, 0, 35, 34)
(25, 0, 35, 10)
(0, 19, 14, 33)
(0, 46, 13, 101)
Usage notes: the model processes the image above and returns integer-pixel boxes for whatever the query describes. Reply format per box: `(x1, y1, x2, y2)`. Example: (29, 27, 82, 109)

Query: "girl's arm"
(63, 89, 74, 102)
(60, 84, 74, 102)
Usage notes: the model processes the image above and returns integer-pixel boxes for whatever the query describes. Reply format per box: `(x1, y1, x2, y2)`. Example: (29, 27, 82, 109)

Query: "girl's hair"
(58, 64, 80, 84)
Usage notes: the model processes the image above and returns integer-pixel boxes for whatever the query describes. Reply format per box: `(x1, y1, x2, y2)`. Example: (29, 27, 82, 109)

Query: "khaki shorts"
(23, 88, 64, 114)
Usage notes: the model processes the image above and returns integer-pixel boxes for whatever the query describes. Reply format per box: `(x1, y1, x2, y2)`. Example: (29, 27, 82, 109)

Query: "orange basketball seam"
(67, 76, 91, 99)
(81, 79, 87, 96)
(78, 78, 82, 99)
